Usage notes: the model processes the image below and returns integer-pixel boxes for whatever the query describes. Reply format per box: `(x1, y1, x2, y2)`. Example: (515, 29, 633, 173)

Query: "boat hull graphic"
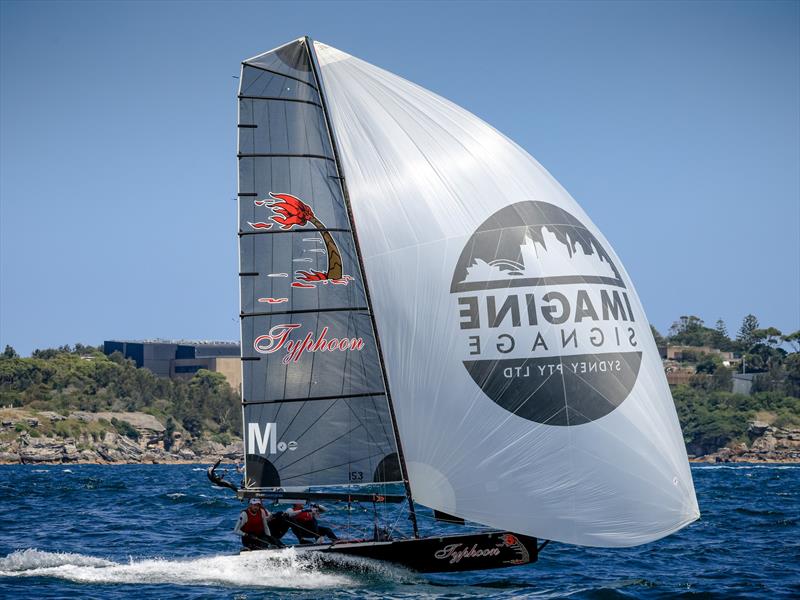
(243, 530, 539, 573)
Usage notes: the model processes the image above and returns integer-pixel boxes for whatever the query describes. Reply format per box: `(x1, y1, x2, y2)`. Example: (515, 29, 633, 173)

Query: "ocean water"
(0, 464, 798, 599)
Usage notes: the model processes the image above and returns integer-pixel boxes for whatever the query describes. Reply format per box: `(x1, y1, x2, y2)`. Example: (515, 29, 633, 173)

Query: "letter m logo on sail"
(248, 422, 277, 455)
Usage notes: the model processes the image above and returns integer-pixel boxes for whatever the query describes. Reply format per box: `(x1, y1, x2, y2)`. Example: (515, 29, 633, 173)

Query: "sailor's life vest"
(293, 509, 314, 524)
(241, 508, 267, 535)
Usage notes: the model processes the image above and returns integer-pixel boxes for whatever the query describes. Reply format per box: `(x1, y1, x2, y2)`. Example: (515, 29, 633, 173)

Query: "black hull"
(249, 531, 538, 573)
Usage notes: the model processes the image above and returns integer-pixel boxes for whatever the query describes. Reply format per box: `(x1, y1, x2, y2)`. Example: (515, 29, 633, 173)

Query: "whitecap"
(693, 464, 798, 470)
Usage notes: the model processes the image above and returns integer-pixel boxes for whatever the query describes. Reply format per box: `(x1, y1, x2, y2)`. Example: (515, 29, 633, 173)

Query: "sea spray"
(0, 548, 417, 589)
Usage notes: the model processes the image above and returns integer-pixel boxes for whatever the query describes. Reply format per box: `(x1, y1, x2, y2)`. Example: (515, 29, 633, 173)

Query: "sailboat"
(208, 36, 700, 573)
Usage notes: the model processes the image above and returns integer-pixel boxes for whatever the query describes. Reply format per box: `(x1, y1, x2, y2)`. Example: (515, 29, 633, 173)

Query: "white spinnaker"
(314, 41, 699, 547)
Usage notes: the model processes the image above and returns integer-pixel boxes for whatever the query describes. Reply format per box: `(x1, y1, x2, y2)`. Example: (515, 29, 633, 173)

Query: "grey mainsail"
(238, 39, 401, 491)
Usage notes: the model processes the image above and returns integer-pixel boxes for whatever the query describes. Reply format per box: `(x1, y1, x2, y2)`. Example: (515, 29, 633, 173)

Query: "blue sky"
(1, 0, 798, 355)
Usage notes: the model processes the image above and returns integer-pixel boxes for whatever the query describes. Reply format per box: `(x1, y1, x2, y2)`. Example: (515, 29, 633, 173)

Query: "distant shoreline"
(3, 407, 799, 467)
(1, 458, 798, 466)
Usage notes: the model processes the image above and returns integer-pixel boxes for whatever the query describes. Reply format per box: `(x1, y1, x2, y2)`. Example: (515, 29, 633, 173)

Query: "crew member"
(285, 503, 338, 544)
(234, 498, 284, 550)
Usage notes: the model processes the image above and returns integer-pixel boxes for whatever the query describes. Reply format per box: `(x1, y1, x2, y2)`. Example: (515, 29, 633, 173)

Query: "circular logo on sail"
(450, 201, 643, 426)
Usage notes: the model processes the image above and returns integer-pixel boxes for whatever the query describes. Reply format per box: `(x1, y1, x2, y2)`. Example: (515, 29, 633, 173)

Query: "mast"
(304, 36, 419, 538)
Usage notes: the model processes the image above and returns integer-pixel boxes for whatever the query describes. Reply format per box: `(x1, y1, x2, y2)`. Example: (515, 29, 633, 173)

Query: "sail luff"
(305, 37, 419, 537)
(237, 60, 249, 490)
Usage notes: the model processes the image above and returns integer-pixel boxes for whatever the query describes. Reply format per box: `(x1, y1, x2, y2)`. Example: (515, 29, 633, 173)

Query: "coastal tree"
(111, 417, 139, 440)
(785, 353, 800, 397)
(667, 315, 723, 348)
(694, 357, 718, 374)
(669, 315, 704, 337)
(752, 327, 783, 347)
(710, 319, 734, 351)
(650, 324, 666, 348)
(668, 315, 704, 346)
(736, 314, 760, 348)
(164, 417, 176, 450)
(181, 415, 203, 438)
(715, 319, 728, 339)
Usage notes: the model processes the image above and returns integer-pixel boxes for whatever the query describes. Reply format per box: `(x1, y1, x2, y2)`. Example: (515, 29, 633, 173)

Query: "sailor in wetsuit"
(234, 498, 284, 549)
(285, 503, 338, 544)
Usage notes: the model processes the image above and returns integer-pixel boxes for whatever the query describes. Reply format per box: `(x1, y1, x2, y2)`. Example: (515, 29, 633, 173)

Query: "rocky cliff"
(1, 408, 798, 465)
(0, 409, 241, 464)
(695, 421, 800, 463)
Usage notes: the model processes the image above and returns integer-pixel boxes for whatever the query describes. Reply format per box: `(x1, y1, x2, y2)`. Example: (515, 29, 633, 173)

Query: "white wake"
(0, 548, 415, 589)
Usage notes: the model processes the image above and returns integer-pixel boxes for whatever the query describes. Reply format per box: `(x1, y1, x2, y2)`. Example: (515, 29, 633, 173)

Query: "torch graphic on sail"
(251, 192, 353, 288)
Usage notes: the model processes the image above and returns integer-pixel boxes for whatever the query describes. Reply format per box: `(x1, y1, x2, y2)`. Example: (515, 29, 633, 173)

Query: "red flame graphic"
(258, 297, 288, 304)
(247, 222, 272, 229)
(295, 272, 353, 285)
(269, 193, 315, 229)
(291, 282, 316, 289)
(295, 270, 328, 282)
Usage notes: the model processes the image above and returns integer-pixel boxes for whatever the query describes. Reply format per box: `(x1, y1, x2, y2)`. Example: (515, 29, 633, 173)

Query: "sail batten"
(243, 392, 387, 406)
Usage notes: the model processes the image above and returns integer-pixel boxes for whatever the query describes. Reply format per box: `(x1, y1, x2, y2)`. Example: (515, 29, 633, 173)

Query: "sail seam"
(277, 422, 364, 471)
(281, 451, 390, 481)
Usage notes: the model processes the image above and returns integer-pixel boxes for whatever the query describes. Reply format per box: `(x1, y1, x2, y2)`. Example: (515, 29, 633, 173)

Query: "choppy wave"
(1, 464, 797, 598)
(693, 464, 798, 470)
(0, 548, 416, 589)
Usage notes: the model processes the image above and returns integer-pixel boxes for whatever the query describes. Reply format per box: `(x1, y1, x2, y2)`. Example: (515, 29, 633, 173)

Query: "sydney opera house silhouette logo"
(449, 200, 640, 427)
(462, 226, 618, 284)
(451, 201, 624, 293)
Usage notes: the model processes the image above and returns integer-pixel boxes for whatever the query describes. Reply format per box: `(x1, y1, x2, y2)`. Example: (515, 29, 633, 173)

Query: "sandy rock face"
(0, 408, 246, 465)
(700, 422, 800, 463)
(18, 436, 71, 463)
